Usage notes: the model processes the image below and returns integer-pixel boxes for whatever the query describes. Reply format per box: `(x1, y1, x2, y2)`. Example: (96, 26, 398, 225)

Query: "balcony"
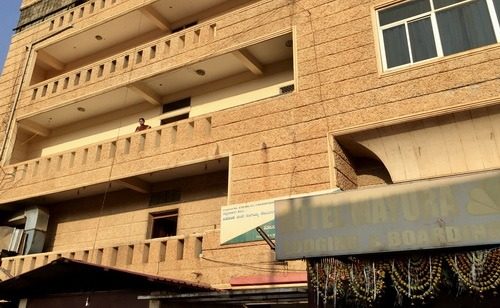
(7, 29, 293, 170)
(1, 233, 200, 278)
(0, 153, 233, 280)
(20, 0, 286, 112)
(1, 115, 218, 204)
(0, 228, 292, 287)
(29, 0, 258, 85)
(7, 0, 294, 177)
(45, 0, 123, 33)
(20, 31, 293, 120)
(27, 21, 218, 104)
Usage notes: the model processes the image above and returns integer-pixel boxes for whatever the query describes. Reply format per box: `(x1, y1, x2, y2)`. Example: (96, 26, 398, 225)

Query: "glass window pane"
(383, 25, 411, 68)
(434, 0, 467, 9)
(437, 0, 496, 55)
(494, 0, 500, 25)
(379, 0, 431, 26)
(408, 18, 438, 62)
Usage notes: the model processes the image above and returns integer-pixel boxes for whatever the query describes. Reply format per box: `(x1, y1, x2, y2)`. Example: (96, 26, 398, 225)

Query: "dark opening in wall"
(280, 84, 295, 94)
(149, 189, 181, 206)
(162, 98, 191, 113)
(160, 98, 191, 125)
(149, 210, 178, 238)
(171, 21, 198, 33)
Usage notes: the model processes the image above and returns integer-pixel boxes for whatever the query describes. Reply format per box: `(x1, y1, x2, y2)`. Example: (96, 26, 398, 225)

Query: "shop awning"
(0, 257, 213, 300)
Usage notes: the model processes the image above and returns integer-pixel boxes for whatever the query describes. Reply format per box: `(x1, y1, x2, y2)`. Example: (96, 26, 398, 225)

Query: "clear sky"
(0, 0, 22, 72)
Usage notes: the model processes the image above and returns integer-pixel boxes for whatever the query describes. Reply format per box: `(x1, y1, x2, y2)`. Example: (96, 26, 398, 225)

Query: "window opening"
(149, 210, 178, 239)
(172, 21, 198, 33)
(161, 114, 189, 125)
(150, 189, 181, 206)
(160, 97, 191, 125)
(378, 0, 500, 70)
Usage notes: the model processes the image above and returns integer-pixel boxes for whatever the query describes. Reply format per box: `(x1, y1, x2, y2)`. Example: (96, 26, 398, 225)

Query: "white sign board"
(220, 200, 275, 245)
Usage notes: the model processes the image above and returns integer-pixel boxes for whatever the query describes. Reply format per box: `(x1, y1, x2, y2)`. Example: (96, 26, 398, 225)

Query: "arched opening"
(332, 136, 393, 190)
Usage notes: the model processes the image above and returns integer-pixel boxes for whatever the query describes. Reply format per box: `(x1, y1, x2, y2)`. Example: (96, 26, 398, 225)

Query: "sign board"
(220, 200, 275, 245)
(275, 171, 500, 260)
(220, 190, 340, 245)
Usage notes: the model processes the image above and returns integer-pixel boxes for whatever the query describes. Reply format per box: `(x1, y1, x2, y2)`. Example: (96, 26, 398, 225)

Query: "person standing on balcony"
(135, 118, 151, 132)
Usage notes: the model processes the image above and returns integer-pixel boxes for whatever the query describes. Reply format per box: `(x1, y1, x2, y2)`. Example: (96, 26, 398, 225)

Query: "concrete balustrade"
(48, 0, 122, 32)
(27, 22, 217, 105)
(3, 115, 213, 187)
(0, 234, 203, 277)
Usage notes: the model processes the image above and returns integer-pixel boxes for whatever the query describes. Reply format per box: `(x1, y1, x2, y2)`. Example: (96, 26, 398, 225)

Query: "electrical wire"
(0, 42, 31, 165)
(289, 0, 347, 193)
(201, 255, 305, 274)
(66, 8, 143, 303)
(90, 3, 147, 254)
(1, 0, 298, 275)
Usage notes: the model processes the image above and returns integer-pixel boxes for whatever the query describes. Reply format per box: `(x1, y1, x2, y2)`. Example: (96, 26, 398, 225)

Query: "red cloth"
(135, 124, 151, 132)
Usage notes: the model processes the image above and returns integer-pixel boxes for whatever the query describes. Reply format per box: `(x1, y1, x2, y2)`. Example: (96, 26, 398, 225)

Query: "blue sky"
(0, 0, 22, 72)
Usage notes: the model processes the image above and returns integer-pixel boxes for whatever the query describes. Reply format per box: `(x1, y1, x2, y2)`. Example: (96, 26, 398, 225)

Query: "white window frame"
(377, 0, 500, 71)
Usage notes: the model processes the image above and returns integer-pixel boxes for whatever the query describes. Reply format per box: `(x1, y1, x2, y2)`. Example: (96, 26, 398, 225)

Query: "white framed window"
(377, 0, 500, 70)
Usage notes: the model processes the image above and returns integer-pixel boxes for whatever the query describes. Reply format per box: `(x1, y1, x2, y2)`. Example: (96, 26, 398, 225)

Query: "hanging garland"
(307, 258, 348, 306)
(445, 248, 500, 294)
(348, 259, 386, 306)
(307, 248, 499, 306)
(390, 255, 442, 304)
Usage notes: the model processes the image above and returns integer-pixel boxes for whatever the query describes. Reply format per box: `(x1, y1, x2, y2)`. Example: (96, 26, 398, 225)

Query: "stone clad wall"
(1, 0, 499, 217)
(17, 0, 86, 31)
(1, 0, 499, 231)
(313, 0, 500, 131)
(0, 0, 499, 287)
(45, 171, 228, 251)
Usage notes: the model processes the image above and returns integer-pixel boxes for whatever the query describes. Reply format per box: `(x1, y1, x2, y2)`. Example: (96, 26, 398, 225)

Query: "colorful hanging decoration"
(390, 255, 442, 304)
(307, 257, 348, 306)
(446, 248, 500, 294)
(348, 259, 386, 306)
(306, 248, 499, 307)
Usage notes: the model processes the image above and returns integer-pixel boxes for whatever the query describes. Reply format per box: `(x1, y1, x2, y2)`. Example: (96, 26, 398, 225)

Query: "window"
(378, 0, 500, 70)
(162, 97, 191, 113)
(160, 98, 191, 125)
(149, 189, 181, 205)
(172, 21, 198, 33)
(149, 210, 178, 239)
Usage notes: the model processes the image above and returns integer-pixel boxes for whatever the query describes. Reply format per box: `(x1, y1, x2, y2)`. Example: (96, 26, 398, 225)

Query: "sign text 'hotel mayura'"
(274, 171, 500, 260)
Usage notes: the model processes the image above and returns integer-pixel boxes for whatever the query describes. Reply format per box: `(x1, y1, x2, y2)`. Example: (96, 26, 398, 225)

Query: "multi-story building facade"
(0, 0, 498, 307)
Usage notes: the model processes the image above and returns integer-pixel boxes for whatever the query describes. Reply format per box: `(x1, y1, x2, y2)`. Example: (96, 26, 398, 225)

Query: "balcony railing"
(0, 233, 204, 277)
(2, 115, 213, 192)
(27, 21, 217, 105)
(47, 0, 123, 32)
(20, 0, 282, 115)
